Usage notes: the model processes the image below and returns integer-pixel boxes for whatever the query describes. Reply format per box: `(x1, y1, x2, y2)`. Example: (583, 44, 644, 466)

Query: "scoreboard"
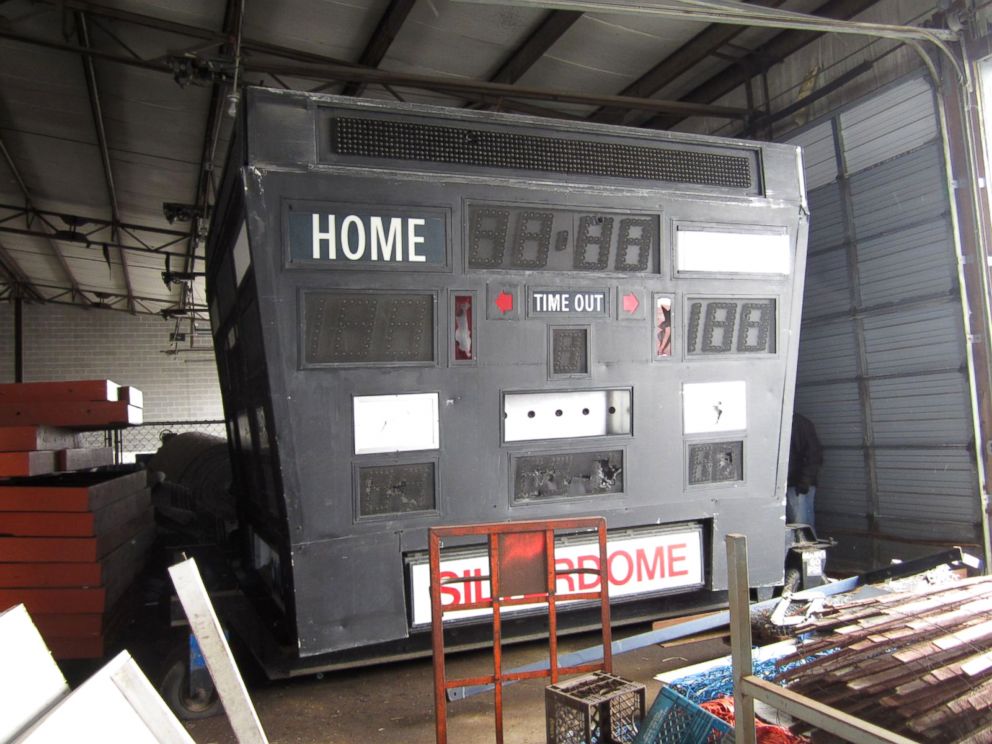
(206, 87, 808, 668)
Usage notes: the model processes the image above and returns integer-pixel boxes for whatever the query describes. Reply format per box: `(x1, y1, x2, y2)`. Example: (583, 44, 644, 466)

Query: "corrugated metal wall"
(786, 75, 982, 571)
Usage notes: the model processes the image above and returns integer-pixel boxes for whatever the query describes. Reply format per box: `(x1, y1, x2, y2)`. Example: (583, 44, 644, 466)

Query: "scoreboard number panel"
(303, 291, 435, 366)
(467, 202, 660, 273)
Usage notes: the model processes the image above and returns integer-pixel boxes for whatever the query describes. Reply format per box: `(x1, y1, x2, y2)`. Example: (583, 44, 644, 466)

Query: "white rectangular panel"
(0, 605, 68, 742)
(683, 381, 747, 433)
(409, 528, 703, 626)
(354, 393, 440, 454)
(504, 389, 631, 442)
(676, 227, 790, 274)
(232, 222, 251, 287)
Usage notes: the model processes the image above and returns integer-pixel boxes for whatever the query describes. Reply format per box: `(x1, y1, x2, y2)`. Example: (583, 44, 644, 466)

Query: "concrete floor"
(180, 627, 731, 744)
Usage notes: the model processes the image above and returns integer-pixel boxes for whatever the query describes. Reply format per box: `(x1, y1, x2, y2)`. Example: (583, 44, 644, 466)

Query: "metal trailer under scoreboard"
(205, 87, 809, 676)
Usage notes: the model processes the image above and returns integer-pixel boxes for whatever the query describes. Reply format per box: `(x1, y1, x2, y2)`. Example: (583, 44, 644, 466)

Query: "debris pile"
(774, 576, 992, 742)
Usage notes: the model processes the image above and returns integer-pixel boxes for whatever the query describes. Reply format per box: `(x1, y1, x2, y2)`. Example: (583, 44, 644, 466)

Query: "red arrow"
(495, 291, 514, 314)
(622, 293, 639, 314)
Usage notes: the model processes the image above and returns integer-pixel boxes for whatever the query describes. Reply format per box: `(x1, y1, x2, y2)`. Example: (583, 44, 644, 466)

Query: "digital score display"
(303, 291, 434, 365)
(686, 298, 776, 355)
(467, 202, 659, 273)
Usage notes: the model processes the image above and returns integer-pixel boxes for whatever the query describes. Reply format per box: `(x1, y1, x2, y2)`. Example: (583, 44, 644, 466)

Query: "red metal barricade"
(430, 517, 613, 744)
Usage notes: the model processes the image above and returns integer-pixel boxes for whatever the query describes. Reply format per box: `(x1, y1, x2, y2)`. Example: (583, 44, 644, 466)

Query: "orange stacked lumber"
(0, 379, 142, 430)
(0, 468, 154, 659)
(0, 381, 143, 476)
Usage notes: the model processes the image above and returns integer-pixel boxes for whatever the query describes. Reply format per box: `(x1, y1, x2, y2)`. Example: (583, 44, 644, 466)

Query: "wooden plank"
(31, 613, 105, 637)
(170, 557, 269, 744)
(0, 488, 151, 537)
(0, 401, 141, 429)
(0, 511, 154, 562)
(0, 469, 147, 512)
(0, 451, 58, 477)
(43, 634, 108, 660)
(56, 447, 115, 472)
(0, 562, 103, 587)
(11, 651, 195, 742)
(0, 587, 108, 614)
(0, 604, 69, 742)
(116, 386, 143, 409)
(0, 380, 119, 404)
(0, 426, 81, 452)
(0, 522, 153, 589)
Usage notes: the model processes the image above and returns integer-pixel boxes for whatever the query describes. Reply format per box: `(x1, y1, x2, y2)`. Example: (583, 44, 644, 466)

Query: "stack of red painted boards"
(0, 379, 143, 477)
(0, 380, 152, 659)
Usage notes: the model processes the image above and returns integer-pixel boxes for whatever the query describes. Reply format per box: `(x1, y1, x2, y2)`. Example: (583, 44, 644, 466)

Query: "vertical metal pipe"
(727, 534, 756, 744)
(14, 296, 23, 383)
(545, 528, 559, 685)
(429, 531, 447, 744)
(489, 534, 503, 744)
(598, 519, 613, 673)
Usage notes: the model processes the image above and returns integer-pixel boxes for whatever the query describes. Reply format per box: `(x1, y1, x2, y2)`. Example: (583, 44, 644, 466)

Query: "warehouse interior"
(3, 0, 992, 742)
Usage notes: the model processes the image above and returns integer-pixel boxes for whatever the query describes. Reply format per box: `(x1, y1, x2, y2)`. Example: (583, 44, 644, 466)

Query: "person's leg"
(802, 485, 817, 530)
(786, 486, 799, 523)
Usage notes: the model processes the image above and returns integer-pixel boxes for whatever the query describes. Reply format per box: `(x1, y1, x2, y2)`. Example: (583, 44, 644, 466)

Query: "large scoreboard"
(206, 87, 808, 670)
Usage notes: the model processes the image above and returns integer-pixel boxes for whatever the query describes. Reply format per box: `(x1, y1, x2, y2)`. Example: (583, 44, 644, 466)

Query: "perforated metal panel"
(332, 116, 753, 188)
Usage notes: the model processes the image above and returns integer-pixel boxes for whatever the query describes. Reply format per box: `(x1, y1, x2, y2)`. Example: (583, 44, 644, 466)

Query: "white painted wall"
(0, 302, 222, 422)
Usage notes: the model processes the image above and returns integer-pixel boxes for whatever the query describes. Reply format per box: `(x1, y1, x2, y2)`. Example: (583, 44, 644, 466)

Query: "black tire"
(159, 657, 222, 720)
(783, 567, 802, 595)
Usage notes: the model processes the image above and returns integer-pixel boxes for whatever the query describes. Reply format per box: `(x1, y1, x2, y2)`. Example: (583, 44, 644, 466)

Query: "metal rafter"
(641, 0, 883, 130)
(249, 61, 748, 118)
(1, 23, 746, 120)
(0, 135, 86, 303)
(488, 10, 582, 85)
(33, 0, 358, 70)
(341, 0, 417, 98)
(77, 10, 136, 313)
(587, 0, 783, 125)
(0, 239, 45, 302)
(0, 204, 194, 259)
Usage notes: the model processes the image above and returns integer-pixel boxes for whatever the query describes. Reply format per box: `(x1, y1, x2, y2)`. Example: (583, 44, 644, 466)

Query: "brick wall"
(0, 302, 222, 422)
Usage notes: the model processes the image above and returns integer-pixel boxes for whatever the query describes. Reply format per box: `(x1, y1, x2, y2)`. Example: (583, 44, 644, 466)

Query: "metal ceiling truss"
(341, 0, 418, 98)
(640, 0, 890, 130)
(0, 204, 194, 260)
(76, 10, 136, 313)
(487, 9, 584, 86)
(0, 135, 86, 303)
(0, 0, 966, 321)
(0, 239, 45, 302)
(3, 278, 209, 317)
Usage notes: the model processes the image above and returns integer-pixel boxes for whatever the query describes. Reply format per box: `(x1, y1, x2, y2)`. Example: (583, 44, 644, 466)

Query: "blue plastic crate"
(632, 686, 734, 744)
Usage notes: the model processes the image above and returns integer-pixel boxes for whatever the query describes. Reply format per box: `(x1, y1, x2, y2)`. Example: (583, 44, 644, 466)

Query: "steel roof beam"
(342, 0, 417, 98)
(0, 239, 45, 302)
(33, 0, 358, 70)
(0, 136, 86, 303)
(77, 11, 135, 313)
(641, 0, 883, 130)
(587, 0, 782, 125)
(249, 61, 748, 118)
(488, 10, 582, 85)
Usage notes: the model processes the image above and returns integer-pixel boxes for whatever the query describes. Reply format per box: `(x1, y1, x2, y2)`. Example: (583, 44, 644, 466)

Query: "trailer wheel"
(160, 657, 222, 720)
(783, 568, 802, 595)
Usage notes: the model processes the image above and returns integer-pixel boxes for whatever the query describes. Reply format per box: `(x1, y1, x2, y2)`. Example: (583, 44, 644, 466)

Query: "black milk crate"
(545, 672, 646, 744)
